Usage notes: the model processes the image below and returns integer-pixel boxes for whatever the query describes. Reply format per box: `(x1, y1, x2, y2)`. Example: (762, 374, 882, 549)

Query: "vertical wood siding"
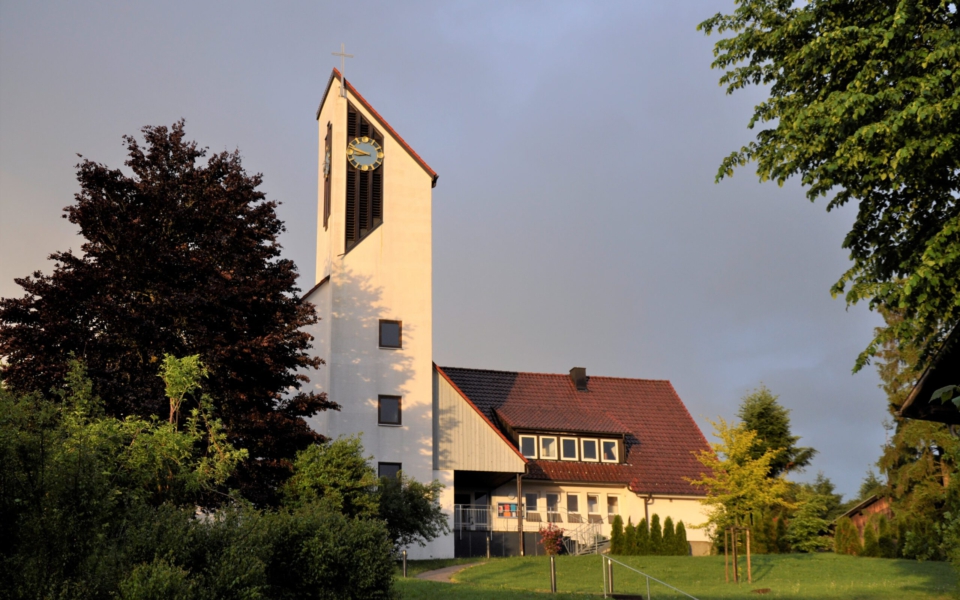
(434, 369, 525, 473)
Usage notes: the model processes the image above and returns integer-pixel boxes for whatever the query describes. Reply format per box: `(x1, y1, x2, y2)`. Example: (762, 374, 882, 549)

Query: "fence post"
(724, 528, 729, 583)
(746, 528, 752, 584)
(732, 527, 740, 583)
(402, 549, 407, 578)
(487, 534, 491, 559)
(602, 555, 607, 598)
(607, 557, 614, 595)
(550, 555, 557, 593)
(646, 575, 651, 600)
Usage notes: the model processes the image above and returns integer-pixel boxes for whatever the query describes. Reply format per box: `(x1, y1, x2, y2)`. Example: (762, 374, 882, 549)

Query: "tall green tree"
(738, 385, 816, 477)
(636, 518, 651, 555)
(650, 514, 663, 555)
(662, 516, 677, 556)
(0, 122, 336, 504)
(699, 0, 960, 370)
(875, 310, 959, 559)
(675, 521, 689, 556)
(689, 418, 794, 533)
(624, 518, 637, 556)
(610, 515, 625, 555)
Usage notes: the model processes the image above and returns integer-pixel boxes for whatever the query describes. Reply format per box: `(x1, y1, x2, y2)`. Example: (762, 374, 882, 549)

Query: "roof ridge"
(438, 364, 671, 383)
(317, 68, 438, 186)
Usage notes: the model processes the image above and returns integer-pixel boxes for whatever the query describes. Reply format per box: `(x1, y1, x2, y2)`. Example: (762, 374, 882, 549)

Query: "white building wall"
(306, 77, 443, 558)
(488, 480, 713, 555)
(434, 370, 526, 473)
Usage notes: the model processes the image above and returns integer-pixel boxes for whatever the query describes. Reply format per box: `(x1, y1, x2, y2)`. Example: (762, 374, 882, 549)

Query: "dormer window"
(518, 433, 621, 463)
(561, 437, 578, 461)
(539, 436, 558, 460)
(601, 440, 619, 463)
(519, 435, 537, 459)
(581, 439, 599, 462)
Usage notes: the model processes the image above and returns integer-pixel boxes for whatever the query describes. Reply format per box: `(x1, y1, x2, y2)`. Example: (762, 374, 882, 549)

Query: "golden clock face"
(346, 137, 383, 171)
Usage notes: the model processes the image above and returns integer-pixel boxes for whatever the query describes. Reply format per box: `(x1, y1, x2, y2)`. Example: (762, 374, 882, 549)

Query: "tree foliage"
(876, 310, 960, 560)
(834, 517, 863, 556)
(689, 418, 794, 531)
(610, 514, 625, 555)
(738, 385, 816, 477)
(378, 473, 449, 552)
(282, 435, 379, 518)
(785, 483, 833, 552)
(0, 122, 336, 504)
(650, 514, 663, 554)
(699, 0, 960, 369)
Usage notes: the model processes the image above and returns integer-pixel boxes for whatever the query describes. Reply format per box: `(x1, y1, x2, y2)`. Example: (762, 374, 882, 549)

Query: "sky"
(0, 1, 890, 499)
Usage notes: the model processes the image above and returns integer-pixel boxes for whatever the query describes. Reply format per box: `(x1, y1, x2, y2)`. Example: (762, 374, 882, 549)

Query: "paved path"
(415, 562, 483, 583)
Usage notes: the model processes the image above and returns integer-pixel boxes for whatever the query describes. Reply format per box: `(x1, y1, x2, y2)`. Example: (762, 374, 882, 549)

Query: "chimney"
(570, 367, 588, 391)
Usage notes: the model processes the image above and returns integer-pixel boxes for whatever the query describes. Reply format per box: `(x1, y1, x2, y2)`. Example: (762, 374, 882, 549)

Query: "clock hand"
(352, 147, 371, 156)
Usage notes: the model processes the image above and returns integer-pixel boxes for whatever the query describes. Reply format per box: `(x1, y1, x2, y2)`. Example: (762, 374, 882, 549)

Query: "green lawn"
(397, 554, 957, 599)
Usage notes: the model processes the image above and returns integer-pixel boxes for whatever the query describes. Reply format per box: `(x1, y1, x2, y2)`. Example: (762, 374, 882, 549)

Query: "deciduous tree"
(689, 418, 794, 532)
(0, 122, 336, 504)
(699, 0, 960, 369)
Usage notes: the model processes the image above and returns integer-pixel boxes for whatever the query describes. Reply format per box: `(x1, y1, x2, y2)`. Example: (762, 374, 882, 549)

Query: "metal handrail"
(602, 555, 700, 600)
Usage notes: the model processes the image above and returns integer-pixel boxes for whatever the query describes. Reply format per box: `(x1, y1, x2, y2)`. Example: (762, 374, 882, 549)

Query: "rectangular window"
(379, 320, 402, 348)
(525, 493, 539, 512)
(378, 462, 401, 479)
(546, 493, 559, 512)
(519, 435, 538, 459)
(546, 493, 561, 522)
(567, 494, 579, 514)
(607, 496, 619, 516)
(378, 395, 401, 425)
(601, 440, 619, 463)
(587, 494, 599, 514)
(581, 438, 599, 462)
(561, 437, 578, 461)
(539, 436, 558, 460)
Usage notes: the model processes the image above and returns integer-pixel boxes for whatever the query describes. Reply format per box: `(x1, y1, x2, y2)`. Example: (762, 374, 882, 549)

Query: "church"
(302, 68, 713, 559)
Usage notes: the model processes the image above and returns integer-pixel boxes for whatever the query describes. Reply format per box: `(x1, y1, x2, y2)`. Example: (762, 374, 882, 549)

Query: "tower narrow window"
(323, 122, 332, 229)
(344, 105, 384, 252)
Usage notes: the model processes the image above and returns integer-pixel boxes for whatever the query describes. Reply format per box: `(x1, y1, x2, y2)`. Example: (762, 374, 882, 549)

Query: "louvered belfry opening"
(345, 104, 384, 252)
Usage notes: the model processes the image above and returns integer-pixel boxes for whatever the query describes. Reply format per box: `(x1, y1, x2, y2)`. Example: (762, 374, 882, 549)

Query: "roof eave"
(315, 68, 438, 187)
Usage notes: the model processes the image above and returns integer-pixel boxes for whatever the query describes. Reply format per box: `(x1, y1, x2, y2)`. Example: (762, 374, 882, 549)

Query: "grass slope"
(399, 554, 956, 599)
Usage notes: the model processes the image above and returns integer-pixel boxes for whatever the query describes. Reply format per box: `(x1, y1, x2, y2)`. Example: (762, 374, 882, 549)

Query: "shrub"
(877, 515, 897, 558)
(662, 517, 677, 555)
(118, 559, 195, 600)
(636, 518, 650, 555)
(834, 517, 862, 556)
(650, 514, 663, 555)
(378, 473, 449, 553)
(539, 523, 565, 556)
(862, 520, 881, 557)
(610, 515, 625, 554)
(624, 519, 637, 556)
(675, 521, 689, 556)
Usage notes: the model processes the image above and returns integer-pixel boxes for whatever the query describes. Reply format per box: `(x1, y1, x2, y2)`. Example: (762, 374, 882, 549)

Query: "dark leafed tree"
(0, 121, 336, 505)
(737, 385, 816, 478)
(699, 0, 960, 370)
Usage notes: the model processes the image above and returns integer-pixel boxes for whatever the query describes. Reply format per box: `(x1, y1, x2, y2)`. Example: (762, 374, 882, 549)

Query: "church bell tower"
(303, 68, 446, 557)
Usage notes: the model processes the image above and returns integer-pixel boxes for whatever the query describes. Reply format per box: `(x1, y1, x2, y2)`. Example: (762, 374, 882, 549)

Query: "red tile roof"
(317, 68, 438, 187)
(438, 366, 711, 496)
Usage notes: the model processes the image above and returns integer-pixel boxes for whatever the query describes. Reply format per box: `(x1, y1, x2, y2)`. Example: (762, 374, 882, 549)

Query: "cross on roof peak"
(331, 43, 353, 98)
